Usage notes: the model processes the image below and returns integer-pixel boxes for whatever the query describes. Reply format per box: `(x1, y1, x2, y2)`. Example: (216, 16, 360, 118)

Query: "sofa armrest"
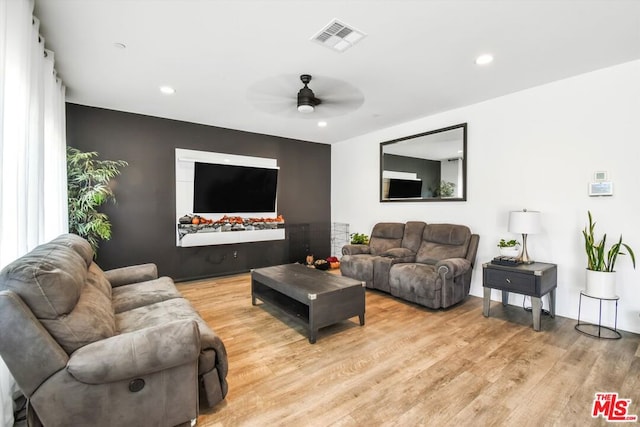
(104, 263, 158, 287)
(67, 320, 200, 384)
(436, 258, 472, 279)
(342, 244, 371, 256)
(381, 247, 415, 260)
(0, 291, 69, 397)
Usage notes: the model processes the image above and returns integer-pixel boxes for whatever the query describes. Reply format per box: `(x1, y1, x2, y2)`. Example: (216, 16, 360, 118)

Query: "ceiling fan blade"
(247, 77, 294, 115)
(320, 93, 365, 108)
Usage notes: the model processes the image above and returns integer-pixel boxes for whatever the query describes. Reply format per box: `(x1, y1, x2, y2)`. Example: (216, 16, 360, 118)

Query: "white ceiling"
(34, 0, 640, 144)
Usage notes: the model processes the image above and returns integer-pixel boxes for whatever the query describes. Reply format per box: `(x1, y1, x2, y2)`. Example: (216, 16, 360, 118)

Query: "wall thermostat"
(594, 171, 608, 181)
(588, 181, 613, 196)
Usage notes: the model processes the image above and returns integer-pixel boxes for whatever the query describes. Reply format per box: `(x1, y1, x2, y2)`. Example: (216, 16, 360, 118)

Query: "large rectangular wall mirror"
(380, 123, 467, 202)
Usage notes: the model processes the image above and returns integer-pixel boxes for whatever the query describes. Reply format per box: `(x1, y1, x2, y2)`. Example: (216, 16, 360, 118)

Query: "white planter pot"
(499, 247, 520, 257)
(584, 269, 617, 299)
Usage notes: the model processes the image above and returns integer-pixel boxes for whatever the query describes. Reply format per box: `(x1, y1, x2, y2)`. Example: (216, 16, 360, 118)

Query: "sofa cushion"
(0, 242, 86, 319)
(415, 224, 471, 264)
(112, 276, 183, 314)
(86, 262, 112, 299)
(104, 263, 158, 287)
(388, 263, 441, 307)
(369, 222, 405, 255)
(339, 254, 374, 288)
(401, 221, 426, 252)
(0, 240, 117, 354)
(40, 282, 116, 354)
(116, 298, 228, 379)
(50, 233, 94, 267)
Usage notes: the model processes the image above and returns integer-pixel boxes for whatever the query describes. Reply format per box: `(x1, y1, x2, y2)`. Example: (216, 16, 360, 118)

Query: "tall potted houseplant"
(67, 147, 128, 254)
(582, 211, 636, 298)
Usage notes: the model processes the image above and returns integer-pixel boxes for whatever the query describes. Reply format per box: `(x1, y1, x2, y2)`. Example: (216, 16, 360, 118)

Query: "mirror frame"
(379, 123, 467, 202)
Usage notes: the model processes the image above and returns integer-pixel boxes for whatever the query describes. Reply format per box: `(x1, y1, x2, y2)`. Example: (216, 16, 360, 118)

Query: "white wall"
(332, 60, 640, 333)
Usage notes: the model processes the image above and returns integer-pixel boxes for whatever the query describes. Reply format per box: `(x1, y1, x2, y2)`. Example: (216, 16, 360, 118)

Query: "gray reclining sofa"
(0, 234, 228, 427)
(341, 222, 479, 309)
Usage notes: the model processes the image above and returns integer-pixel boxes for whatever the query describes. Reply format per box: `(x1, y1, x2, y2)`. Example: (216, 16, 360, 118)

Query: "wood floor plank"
(177, 272, 640, 426)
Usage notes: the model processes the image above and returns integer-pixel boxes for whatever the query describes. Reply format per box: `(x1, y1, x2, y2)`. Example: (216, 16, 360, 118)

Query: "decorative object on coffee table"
(314, 259, 330, 270)
(327, 256, 340, 269)
(305, 254, 315, 268)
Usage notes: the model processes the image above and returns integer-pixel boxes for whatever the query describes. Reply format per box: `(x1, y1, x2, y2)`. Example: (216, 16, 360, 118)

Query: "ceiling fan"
(247, 73, 364, 118)
(297, 74, 320, 113)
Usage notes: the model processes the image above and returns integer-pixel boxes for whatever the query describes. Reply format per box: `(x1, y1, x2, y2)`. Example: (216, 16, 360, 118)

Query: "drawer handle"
(505, 278, 511, 283)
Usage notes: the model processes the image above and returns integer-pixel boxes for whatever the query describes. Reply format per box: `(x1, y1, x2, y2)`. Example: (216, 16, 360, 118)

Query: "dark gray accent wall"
(66, 103, 331, 281)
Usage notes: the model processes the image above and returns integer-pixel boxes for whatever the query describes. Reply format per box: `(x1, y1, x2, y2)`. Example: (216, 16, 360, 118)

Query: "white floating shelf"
(177, 228, 285, 247)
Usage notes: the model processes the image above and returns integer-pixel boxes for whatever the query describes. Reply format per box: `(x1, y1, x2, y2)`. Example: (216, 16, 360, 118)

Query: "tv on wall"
(387, 178, 422, 199)
(193, 162, 278, 214)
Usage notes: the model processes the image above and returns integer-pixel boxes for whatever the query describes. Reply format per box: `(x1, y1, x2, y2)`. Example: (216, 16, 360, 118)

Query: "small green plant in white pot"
(439, 181, 456, 198)
(582, 211, 635, 298)
(497, 238, 520, 257)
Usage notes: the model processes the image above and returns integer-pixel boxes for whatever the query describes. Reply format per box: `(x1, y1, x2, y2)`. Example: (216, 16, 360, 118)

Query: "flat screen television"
(387, 178, 422, 199)
(193, 162, 278, 214)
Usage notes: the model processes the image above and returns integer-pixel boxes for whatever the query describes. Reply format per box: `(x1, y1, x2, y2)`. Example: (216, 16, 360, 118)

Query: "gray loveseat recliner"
(341, 222, 479, 309)
(0, 234, 228, 427)
(340, 222, 426, 292)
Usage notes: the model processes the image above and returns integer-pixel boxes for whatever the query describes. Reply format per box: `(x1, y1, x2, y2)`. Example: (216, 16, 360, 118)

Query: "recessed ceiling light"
(318, 121, 327, 128)
(159, 86, 175, 95)
(475, 54, 494, 65)
(113, 42, 126, 49)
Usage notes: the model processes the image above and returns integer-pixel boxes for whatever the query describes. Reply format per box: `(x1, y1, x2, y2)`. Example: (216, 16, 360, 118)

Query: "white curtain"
(0, 0, 68, 425)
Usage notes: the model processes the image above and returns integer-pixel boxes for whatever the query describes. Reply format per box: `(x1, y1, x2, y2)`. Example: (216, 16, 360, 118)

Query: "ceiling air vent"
(311, 19, 366, 53)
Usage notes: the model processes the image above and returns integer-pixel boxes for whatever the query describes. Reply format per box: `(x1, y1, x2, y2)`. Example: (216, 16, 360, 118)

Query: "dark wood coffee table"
(251, 263, 365, 343)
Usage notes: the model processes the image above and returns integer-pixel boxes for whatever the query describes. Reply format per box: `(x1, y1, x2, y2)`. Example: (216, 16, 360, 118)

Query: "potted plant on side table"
(497, 238, 520, 257)
(582, 211, 636, 298)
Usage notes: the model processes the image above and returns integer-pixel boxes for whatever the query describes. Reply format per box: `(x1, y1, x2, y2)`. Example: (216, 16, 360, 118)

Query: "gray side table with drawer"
(482, 261, 557, 331)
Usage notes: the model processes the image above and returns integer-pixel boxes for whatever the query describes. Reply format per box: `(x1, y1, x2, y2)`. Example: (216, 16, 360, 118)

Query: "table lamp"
(508, 209, 541, 264)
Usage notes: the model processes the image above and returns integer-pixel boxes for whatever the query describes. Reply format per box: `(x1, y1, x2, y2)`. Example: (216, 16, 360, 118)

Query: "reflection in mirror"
(380, 123, 466, 202)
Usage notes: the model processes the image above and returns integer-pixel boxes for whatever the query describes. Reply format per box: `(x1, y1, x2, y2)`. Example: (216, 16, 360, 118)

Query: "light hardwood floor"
(177, 272, 640, 427)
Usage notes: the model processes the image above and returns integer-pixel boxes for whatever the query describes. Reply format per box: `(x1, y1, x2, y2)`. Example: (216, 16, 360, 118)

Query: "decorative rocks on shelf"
(177, 214, 285, 241)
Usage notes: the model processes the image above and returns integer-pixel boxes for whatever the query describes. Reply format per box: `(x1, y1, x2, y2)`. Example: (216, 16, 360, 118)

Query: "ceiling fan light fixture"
(297, 104, 314, 113)
(297, 74, 320, 113)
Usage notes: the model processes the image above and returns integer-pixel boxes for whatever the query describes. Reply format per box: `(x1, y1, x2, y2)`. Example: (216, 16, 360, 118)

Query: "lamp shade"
(508, 210, 541, 234)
